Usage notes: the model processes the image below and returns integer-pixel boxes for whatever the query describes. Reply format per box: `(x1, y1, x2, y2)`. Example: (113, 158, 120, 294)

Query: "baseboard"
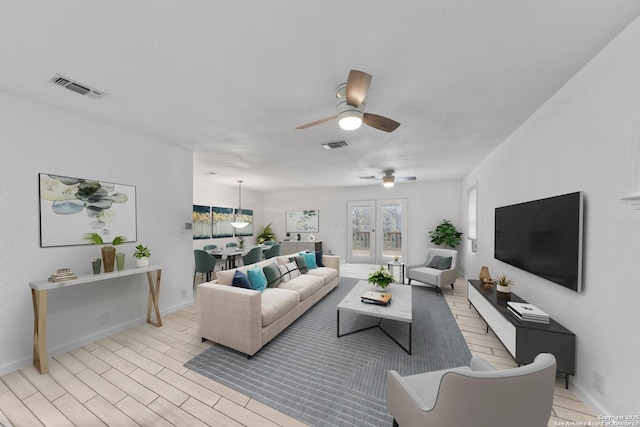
(570, 378, 610, 417)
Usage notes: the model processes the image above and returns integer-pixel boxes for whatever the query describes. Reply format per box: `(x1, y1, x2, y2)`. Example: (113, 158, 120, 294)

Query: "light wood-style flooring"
(0, 264, 598, 426)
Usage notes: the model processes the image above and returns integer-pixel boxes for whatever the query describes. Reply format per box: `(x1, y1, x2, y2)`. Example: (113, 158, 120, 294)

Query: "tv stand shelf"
(467, 279, 575, 388)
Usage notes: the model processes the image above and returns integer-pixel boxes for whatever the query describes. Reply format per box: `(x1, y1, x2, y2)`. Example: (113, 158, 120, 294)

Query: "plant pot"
(136, 257, 149, 268)
(101, 246, 116, 273)
(496, 284, 511, 300)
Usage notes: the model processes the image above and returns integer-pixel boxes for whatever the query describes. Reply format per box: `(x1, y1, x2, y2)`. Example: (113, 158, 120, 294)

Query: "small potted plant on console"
(133, 244, 151, 267)
(496, 274, 514, 300)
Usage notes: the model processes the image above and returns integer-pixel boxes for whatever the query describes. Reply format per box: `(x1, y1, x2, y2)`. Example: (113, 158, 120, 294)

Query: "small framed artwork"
(286, 210, 319, 233)
(192, 205, 212, 240)
(39, 173, 137, 247)
(234, 208, 254, 237)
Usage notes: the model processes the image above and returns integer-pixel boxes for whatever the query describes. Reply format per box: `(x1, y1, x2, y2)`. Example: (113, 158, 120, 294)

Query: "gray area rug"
(186, 277, 471, 427)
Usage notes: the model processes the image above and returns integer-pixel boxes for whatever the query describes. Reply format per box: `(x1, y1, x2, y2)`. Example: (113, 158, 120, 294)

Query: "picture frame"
(212, 206, 234, 238)
(192, 205, 212, 240)
(39, 173, 137, 247)
(234, 208, 254, 237)
(286, 210, 319, 233)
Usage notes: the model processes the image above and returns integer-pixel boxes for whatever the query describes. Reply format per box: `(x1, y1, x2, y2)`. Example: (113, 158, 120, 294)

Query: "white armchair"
(386, 353, 557, 427)
(406, 248, 457, 294)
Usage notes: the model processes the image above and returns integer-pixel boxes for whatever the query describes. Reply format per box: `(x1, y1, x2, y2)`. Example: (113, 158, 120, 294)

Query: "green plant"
(83, 232, 126, 246)
(368, 266, 394, 289)
(256, 223, 276, 244)
(133, 244, 150, 259)
(496, 274, 514, 287)
(428, 220, 463, 248)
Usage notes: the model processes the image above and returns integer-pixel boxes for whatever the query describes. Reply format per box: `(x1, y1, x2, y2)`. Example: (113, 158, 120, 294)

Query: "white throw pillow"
(278, 262, 300, 282)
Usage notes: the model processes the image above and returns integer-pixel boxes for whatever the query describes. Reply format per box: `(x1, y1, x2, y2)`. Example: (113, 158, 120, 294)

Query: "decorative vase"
(92, 258, 102, 274)
(116, 252, 125, 271)
(136, 257, 149, 268)
(101, 246, 116, 273)
(479, 266, 491, 282)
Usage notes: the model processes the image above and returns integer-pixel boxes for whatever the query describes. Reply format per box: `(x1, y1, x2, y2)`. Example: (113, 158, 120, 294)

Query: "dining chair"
(242, 247, 263, 266)
(226, 242, 238, 248)
(194, 250, 216, 288)
(264, 243, 282, 259)
(203, 244, 217, 250)
(262, 240, 276, 246)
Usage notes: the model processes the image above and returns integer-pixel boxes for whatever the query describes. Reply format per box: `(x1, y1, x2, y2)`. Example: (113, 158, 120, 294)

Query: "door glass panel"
(351, 206, 372, 257)
(381, 204, 402, 259)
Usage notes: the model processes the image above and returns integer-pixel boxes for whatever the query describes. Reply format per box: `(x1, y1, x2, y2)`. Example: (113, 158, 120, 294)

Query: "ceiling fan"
(296, 70, 400, 133)
(359, 169, 416, 187)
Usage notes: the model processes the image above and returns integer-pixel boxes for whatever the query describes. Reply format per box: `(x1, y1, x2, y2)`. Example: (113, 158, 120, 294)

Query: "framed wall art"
(192, 205, 212, 240)
(286, 210, 319, 233)
(212, 206, 234, 238)
(39, 173, 137, 247)
(234, 208, 254, 237)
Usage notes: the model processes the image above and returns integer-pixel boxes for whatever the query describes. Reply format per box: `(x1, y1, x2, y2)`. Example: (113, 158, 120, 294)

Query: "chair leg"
(393, 419, 399, 427)
(407, 279, 412, 285)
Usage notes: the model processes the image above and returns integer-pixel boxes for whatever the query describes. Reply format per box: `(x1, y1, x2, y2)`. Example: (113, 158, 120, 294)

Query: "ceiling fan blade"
(395, 176, 417, 182)
(295, 115, 337, 130)
(346, 70, 372, 106)
(363, 113, 400, 133)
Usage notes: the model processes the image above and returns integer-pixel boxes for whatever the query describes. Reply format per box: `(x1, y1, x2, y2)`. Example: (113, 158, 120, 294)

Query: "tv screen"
(494, 192, 583, 292)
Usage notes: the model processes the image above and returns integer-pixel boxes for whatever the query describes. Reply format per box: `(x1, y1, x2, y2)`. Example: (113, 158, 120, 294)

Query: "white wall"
(262, 180, 461, 264)
(0, 90, 194, 374)
(460, 16, 640, 415)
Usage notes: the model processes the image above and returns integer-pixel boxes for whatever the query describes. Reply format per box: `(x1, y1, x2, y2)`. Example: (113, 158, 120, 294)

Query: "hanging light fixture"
(230, 180, 249, 229)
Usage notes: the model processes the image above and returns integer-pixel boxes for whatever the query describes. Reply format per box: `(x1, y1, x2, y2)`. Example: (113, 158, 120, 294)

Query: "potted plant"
(496, 274, 514, 300)
(237, 236, 245, 249)
(256, 223, 276, 244)
(368, 265, 394, 290)
(428, 219, 463, 248)
(133, 244, 151, 267)
(83, 233, 126, 273)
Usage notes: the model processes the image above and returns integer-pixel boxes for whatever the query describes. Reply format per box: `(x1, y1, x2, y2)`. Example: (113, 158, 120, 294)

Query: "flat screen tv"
(494, 191, 583, 292)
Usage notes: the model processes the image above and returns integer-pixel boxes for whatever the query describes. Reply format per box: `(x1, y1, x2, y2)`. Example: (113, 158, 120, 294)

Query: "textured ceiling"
(2, 1, 640, 191)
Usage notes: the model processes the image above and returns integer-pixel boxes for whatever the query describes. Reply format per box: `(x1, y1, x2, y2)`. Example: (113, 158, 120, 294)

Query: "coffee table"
(337, 280, 413, 354)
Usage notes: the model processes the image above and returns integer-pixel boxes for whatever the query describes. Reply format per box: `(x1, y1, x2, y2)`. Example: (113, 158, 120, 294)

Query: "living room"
(2, 2, 640, 425)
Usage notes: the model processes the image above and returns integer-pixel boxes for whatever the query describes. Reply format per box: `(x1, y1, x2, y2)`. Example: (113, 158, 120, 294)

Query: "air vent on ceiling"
(49, 74, 107, 100)
(321, 140, 349, 150)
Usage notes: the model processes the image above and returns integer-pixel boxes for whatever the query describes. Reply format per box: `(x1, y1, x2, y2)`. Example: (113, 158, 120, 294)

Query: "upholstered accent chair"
(406, 248, 457, 294)
(386, 353, 557, 427)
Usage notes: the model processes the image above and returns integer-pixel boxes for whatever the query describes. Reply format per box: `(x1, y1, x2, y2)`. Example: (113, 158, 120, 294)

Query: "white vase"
(136, 257, 149, 268)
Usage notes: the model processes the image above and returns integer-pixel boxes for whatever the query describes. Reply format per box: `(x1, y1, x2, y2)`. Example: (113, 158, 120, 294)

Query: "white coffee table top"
(337, 280, 412, 323)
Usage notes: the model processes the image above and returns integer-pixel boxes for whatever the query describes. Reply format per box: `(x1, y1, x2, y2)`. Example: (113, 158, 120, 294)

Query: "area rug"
(185, 277, 471, 427)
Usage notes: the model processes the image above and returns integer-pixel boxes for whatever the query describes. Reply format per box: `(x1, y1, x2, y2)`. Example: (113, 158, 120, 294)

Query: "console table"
(29, 265, 162, 374)
(467, 279, 575, 388)
(280, 241, 322, 253)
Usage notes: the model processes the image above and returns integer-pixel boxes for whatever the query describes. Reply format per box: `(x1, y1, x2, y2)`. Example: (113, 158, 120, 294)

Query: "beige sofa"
(197, 252, 340, 356)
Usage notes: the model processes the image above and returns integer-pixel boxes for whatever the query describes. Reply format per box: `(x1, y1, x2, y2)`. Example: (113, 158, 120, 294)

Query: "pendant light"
(230, 180, 249, 229)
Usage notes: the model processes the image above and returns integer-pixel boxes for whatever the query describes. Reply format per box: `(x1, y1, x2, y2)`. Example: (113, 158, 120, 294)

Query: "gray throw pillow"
(438, 256, 452, 270)
(428, 255, 442, 268)
(263, 263, 282, 288)
(290, 255, 308, 274)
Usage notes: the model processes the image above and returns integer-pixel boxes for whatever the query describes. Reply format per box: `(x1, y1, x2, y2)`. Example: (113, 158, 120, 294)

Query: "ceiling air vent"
(321, 140, 349, 150)
(49, 74, 107, 100)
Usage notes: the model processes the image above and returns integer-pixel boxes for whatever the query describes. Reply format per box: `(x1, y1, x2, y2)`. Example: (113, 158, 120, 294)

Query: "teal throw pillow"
(438, 256, 452, 270)
(290, 256, 308, 274)
(232, 270, 251, 289)
(315, 250, 324, 267)
(303, 252, 318, 269)
(263, 263, 282, 288)
(247, 265, 267, 292)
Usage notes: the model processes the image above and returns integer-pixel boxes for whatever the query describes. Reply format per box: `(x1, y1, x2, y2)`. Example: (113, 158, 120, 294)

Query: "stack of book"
(361, 291, 392, 306)
(507, 302, 549, 324)
(48, 268, 77, 282)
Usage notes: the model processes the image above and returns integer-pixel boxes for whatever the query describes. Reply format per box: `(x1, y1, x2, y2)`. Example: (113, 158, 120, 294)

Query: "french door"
(347, 199, 408, 265)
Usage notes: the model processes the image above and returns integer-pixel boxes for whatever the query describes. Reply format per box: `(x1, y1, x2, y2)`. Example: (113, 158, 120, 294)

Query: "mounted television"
(494, 192, 583, 292)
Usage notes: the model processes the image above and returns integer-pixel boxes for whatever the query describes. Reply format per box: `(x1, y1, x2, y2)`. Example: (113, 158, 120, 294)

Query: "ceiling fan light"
(338, 109, 363, 130)
(383, 175, 395, 187)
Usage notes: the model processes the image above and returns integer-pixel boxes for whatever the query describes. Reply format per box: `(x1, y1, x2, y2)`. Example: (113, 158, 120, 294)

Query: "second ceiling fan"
(296, 70, 400, 133)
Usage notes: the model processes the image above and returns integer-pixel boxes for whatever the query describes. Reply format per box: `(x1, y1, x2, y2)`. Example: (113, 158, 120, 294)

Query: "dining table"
(206, 245, 269, 269)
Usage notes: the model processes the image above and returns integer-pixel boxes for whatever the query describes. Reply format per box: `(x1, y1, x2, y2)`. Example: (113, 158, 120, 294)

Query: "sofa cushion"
(247, 265, 267, 292)
(216, 259, 276, 286)
(276, 274, 325, 301)
(409, 267, 440, 284)
(300, 252, 318, 269)
(428, 255, 442, 268)
(261, 288, 300, 327)
(263, 263, 282, 288)
(291, 255, 309, 274)
(438, 256, 453, 270)
(306, 266, 338, 284)
(232, 270, 251, 289)
(315, 250, 324, 267)
(278, 262, 300, 282)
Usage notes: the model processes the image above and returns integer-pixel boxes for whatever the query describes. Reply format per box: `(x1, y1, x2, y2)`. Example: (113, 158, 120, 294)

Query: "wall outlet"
(593, 370, 605, 395)
(99, 312, 109, 326)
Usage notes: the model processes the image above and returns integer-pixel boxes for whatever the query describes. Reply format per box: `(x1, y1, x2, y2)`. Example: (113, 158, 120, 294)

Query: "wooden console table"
(29, 265, 162, 374)
(467, 279, 575, 388)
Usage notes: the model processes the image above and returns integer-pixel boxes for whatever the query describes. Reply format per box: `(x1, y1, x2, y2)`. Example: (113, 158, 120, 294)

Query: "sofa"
(406, 248, 458, 294)
(197, 252, 340, 356)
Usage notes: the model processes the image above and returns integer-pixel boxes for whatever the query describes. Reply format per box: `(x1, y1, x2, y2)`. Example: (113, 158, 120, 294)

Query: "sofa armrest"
(321, 255, 340, 276)
(197, 282, 263, 356)
(439, 267, 457, 287)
